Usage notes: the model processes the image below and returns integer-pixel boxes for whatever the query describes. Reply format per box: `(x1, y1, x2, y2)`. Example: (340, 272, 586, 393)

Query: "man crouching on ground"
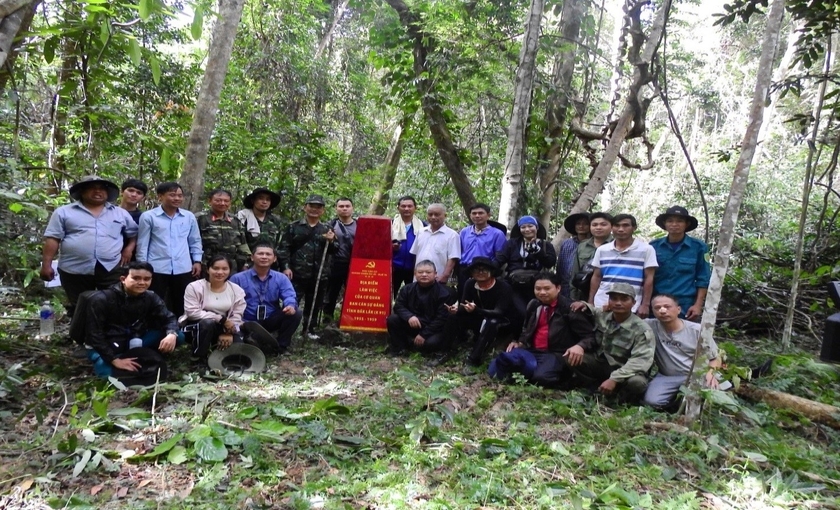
(386, 260, 455, 357)
(570, 282, 655, 403)
(488, 273, 595, 387)
(85, 261, 185, 380)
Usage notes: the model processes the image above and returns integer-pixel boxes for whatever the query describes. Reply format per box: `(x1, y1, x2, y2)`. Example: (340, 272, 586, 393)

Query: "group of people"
(42, 175, 721, 409)
(386, 200, 718, 408)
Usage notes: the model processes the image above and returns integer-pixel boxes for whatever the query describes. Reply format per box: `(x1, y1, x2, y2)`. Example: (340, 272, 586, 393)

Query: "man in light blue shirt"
(136, 182, 202, 317)
(230, 242, 302, 354)
(41, 176, 138, 317)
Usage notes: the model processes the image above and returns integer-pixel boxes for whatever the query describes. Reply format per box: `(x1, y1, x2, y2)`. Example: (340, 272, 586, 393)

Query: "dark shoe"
(751, 358, 774, 379)
(426, 351, 454, 367)
(385, 346, 406, 357)
(241, 322, 279, 355)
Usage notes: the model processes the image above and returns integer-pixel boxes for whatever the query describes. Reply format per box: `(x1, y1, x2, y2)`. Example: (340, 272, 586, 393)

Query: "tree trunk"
(0, 0, 34, 70)
(497, 0, 544, 230)
(537, 0, 586, 229)
(688, 0, 786, 422)
(550, 0, 671, 248)
(384, 0, 476, 216)
(368, 119, 406, 215)
(0, 0, 38, 100)
(47, 33, 78, 192)
(735, 384, 840, 429)
(782, 39, 830, 348)
(315, 0, 349, 59)
(181, 0, 246, 212)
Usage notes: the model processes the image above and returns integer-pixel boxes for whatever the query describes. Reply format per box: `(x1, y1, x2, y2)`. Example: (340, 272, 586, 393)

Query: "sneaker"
(241, 322, 279, 355)
(384, 346, 406, 357)
(426, 351, 454, 367)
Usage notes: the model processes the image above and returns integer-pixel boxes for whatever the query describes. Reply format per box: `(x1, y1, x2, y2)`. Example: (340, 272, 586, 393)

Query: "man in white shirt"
(410, 204, 460, 285)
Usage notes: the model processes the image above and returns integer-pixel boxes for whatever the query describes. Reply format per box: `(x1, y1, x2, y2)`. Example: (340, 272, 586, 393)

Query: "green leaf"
(73, 449, 92, 477)
(44, 37, 58, 64)
(128, 38, 141, 66)
(191, 8, 204, 40)
(549, 441, 570, 456)
(92, 398, 108, 419)
(8, 202, 23, 213)
(167, 445, 188, 464)
(150, 55, 161, 85)
(237, 406, 258, 420)
(146, 434, 183, 458)
(251, 420, 297, 442)
(99, 19, 110, 46)
(107, 407, 149, 417)
(743, 451, 768, 463)
(159, 147, 170, 172)
(194, 437, 228, 462)
(139, 0, 152, 20)
(186, 424, 212, 442)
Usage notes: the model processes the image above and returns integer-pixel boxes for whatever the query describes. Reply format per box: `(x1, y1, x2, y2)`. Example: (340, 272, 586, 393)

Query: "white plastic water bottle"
(39, 301, 55, 338)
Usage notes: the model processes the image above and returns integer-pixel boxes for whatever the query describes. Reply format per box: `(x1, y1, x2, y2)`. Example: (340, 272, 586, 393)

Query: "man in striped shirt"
(587, 214, 657, 317)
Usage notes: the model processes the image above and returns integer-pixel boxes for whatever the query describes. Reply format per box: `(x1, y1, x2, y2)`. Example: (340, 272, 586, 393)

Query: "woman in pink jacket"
(181, 254, 246, 359)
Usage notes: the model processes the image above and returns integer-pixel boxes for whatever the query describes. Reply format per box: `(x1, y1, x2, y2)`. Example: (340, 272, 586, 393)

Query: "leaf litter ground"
(1, 322, 840, 509)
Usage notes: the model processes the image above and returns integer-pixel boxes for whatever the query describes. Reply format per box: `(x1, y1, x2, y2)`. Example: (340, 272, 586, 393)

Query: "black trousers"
(259, 308, 303, 349)
(448, 315, 508, 366)
(183, 318, 242, 358)
(292, 278, 327, 332)
(148, 272, 194, 317)
(323, 260, 350, 322)
(58, 262, 122, 317)
(392, 266, 414, 298)
(386, 314, 449, 353)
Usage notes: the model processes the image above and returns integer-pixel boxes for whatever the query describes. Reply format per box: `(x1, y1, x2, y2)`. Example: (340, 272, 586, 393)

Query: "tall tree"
(537, 0, 587, 228)
(369, 118, 406, 215)
(551, 0, 671, 247)
(181, 0, 246, 211)
(383, 0, 476, 215)
(689, 0, 786, 421)
(497, 0, 544, 229)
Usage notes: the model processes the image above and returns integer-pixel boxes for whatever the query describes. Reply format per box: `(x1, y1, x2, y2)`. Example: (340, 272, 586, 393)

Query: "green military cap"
(606, 283, 636, 298)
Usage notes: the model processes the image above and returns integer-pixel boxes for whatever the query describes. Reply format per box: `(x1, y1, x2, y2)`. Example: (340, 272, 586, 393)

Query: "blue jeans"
(488, 348, 538, 380)
(87, 330, 186, 378)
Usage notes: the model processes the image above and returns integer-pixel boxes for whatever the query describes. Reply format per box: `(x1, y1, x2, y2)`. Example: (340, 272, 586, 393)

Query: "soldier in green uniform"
(569, 282, 655, 403)
(570, 212, 612, 301)
(277, 194, 336, 334)
(237, 188, 285, 251)
(196, 189, 252, 272)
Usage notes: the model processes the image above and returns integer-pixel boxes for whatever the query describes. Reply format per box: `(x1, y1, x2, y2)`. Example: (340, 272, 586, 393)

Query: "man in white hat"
(41, 176, 138, 317)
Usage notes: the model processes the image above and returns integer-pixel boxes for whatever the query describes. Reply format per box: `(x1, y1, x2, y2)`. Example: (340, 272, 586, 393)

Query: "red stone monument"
(339, 216, 392, 332)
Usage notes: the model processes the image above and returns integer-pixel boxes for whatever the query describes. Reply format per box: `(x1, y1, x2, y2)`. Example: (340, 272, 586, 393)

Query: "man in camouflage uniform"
(196, 189, 251, 271)
(570, 282, 655, 403)
(278, 194, 336, 334)
(237, 188, 285, 252)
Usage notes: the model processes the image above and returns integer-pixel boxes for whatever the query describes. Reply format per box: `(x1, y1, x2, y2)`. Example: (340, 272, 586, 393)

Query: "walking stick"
(303, 233, 331, 341)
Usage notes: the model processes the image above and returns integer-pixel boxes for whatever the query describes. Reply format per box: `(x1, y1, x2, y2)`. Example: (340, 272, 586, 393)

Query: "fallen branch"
(735, 384, 840, 429)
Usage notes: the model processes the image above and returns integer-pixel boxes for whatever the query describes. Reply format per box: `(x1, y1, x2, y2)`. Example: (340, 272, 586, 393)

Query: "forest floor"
(1, 310, 840, 509)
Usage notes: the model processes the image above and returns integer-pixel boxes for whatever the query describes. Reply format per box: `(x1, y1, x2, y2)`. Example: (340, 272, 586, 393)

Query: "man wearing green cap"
(571, 282, 655, 403)
(41, 176, 138, 317)
(277, 194, 336, 334)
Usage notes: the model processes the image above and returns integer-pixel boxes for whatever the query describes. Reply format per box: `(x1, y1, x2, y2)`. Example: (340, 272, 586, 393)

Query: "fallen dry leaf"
(138, 479, 152, 488)
(16, 478, 34, 492)
(117, 486, 128, 498)
(90, 484, 103, 496)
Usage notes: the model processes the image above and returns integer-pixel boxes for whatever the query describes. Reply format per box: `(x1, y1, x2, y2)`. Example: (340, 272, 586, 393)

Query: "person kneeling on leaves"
(386, 260, 455, 357)
(180, 254, 247, 364)
(229, 242, 302, 355)
(488, 272, 595, 387)
(447, 257, 519, 367)
(83, 261, 185, 385)
(569, 282, 655, 403)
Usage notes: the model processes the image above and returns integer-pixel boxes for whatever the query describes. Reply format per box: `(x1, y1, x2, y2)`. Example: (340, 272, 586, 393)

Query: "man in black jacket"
(386, 260, 455, 355)
(488, 272, 595, 387)
(85, 261, 184, 379)
(447, 257, 519, 366)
